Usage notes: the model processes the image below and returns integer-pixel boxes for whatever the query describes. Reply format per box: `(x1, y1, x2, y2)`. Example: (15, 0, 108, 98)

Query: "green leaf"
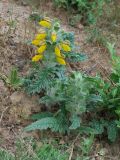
(107, 121, 117, 142)
(115, 108, 120, 117)
(116, 120, 120, 127)
(81, 134, 94, 155)
(106, 42, 116, 57)
(89, 94, 103, 103)
(37, 144, 68, 160)
(0, 148, 14, 160)
(24, 117, 58, 132)
(8, 68, 22, 88)
(79, 126, 95, 134)
(69, 115, 81, 130)
(25, 110, 68, 133)
(111, 88, 118, 97)
(66, 53, 88, 62)
(29, 13, 42, 22)
(89, 120, 105, 134)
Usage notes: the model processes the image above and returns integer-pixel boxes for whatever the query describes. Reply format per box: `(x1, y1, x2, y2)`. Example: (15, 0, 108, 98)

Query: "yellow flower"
(56, 57, 66, 65)
(35, 33, 47, 40)
(32, 39, 46, 46)
(39, 20, 51, 28)
(32, 39, 40, 46)
(51, 32, 57, 42)
(32, 54, 43, 62)
(55, 46, 62, 57)
(61, 43, 71, 52)
(37, 44, 47, 54)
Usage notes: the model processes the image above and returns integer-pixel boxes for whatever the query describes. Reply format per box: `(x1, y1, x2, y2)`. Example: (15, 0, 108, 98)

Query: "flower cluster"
(31, 17, 71, 65)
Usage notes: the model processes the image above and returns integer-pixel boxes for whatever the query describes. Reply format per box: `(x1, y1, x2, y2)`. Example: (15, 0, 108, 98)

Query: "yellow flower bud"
(32, 40, 40, 46)
(32, 39, 46, 46)
(51, 32, 57, 42)
(61, 43, 71, 52)
(56, 57, 66, 65)
(39, 20, 51, 28)
(35, 33, 47, 40)
(55, 46, 62, 57)
(32, 54, 43, 62)
(37, 44, 47, 54)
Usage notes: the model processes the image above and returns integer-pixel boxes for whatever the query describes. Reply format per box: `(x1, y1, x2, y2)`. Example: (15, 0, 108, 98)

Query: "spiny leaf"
(107, 121, 118, 142)
(24, 117, 58, 131)
(69, 115, 81, 130)
(31, 112, 53, 120)
(89, 120, 105, 134)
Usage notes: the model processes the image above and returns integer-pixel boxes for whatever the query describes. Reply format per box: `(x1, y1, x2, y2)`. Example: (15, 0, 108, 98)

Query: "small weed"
(0, 138, 69, 160)
(53, 0, 110, 25)
(8, 68, 23, 89)
(86, 1, 120, 46)
(0, 148, 14, 160)
(86, 27, 108, 46)
(0, 68, 23, 89)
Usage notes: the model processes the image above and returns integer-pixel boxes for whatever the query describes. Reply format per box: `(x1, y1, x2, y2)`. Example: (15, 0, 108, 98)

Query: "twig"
(0, 106, 9, 125)
(103, 156, 118, 160)
(84, 63, 98, 74)
(68, 133, 80, 160)
(69, 144, 74, 160)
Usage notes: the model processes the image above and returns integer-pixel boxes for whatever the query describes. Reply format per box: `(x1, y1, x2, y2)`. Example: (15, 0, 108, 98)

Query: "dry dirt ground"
(0, 0, 120, 159)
